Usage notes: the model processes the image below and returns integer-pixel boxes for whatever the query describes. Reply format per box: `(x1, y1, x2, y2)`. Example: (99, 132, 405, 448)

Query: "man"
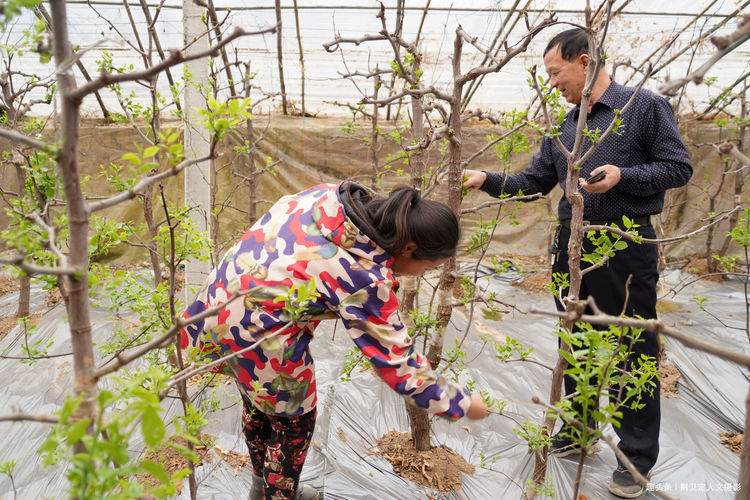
(464, 28, 692, 498)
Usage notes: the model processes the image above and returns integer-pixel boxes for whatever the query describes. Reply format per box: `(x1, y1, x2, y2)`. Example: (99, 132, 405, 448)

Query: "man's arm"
(616, 95, 693, 196)
(464, 137, 560, 198)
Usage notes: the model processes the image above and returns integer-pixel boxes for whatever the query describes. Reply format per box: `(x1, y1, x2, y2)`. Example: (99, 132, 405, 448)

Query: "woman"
(181, 182, 488, 500)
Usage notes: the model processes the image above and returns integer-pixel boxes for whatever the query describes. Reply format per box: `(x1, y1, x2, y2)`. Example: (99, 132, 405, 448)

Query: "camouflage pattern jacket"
(181, 183, 471, 419)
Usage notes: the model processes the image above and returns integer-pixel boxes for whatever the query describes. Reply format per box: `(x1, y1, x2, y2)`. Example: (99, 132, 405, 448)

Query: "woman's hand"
(466, 393, 490, 420)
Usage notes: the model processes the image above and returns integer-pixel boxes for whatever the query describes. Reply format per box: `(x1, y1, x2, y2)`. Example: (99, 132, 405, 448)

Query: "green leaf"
(142, 145, 160, 158)
(122, 152, 141, 165)
(67, 418, 91, 445)
(97, 389, 116, 408)
(59, 395, 83, 423)
(613, 240, 628, 251)
(98, 440, 130, 465)
(229, 98, 239, 116)
(558, 349, 577, 366)
(139, 459, 170, 485)
(37, 434, 59, 455)
(141, 407, 165, 448)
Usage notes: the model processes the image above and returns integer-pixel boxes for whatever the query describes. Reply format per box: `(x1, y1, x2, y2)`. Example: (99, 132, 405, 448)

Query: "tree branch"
(719, 141, 750, 166)
(0, 255, 79, 276)
(583, 206, 742, 245)
(161, 322, 295, 398)
(531, 396, 677, 500)
(87, 155, 212, 214)
(0, 412, 59, 424)
(92, 289, 251, 380)
(460, 193, 544, 214)
(68, 26, 276, 101)
(530, 297, 750, 368)
(659, 15, 750, 96)
(0, 128, 46, 150)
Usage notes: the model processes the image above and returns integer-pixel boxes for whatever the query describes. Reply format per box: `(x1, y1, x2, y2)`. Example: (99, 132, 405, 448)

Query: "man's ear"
(579, 53, 589, 68)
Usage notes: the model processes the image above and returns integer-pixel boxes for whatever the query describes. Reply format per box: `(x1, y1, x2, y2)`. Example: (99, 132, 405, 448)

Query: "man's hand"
(579, 164, 621, 193)
(463, 169, 487, 190)
(465, 393, 490, 420)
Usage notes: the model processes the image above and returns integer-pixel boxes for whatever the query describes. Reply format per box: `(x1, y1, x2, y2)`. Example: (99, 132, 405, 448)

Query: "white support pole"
(183, 0, 211, 301)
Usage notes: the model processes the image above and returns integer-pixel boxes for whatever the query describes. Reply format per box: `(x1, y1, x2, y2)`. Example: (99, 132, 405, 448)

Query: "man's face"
(543, 45, 587, 105)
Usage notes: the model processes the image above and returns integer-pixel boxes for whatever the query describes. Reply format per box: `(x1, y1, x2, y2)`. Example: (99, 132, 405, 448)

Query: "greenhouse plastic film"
(0, 269, 745, 499)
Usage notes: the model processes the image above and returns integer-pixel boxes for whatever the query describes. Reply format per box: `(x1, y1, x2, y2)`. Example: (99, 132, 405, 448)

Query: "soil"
(45, 287, 62, 308)
(0, 277, 19, 295)
(374, 430, 474, 494)
(213, 444, 252, 474)
(514, 270, 552, 295)
(659, 361, 681, 398)
(0, 312, 41, 336)
(137, 433, 251, 493)
(492, 253, 548, 272)
(719, 430, 743, 455)
(161, 269, 185, 295)
(679, 254, 724, 282)
(480, 253, 550, 295)
(0, 316, 19, 336)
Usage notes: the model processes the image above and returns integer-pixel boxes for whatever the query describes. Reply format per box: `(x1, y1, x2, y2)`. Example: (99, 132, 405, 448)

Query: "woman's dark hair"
(349, 184, 459, 260)
(544, 28, 590, 62)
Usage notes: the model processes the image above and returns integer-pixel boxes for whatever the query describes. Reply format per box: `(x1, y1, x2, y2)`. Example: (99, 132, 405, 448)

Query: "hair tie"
(411, 187, 421, 206)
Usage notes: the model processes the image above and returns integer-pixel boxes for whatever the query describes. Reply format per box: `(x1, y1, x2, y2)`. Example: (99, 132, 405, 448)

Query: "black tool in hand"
(585, 170, 606, 184)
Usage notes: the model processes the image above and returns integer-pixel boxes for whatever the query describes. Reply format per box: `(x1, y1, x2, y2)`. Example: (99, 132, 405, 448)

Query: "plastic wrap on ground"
(0, 267, 745, 499)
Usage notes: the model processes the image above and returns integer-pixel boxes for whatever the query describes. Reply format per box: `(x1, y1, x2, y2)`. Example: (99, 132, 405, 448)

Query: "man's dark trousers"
(552, 221, 661, 474)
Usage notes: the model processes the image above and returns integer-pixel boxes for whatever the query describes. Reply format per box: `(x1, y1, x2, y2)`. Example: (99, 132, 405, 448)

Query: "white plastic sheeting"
(0, 265, 745, 499)
(4, 1, 749, 117)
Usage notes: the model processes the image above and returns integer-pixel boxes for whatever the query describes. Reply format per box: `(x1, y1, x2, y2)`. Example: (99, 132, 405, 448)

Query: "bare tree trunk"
(144, 81, 163, 285)
(274, 0, 288, 115)
(207, 0, 237, 98)
(12, 161, 30, 317)
(718, 85, 747, 258)
(370, 73, 380, 190)
(406, 404, 431, 451)
(17, 274, 30, 318)
(243, 64, 259, 224)
(532, 15, 608, 493)
(705, 166, 729, 273)
(210, 156, 219, 266)
(403, 76, 429, 451)
(429, 30, 466, 366)
(143, 184, 163, 285)
(34, 4, 111, 120)
(399, 91, 423, 317)
(292, 0, 305, 116)
(385, 0, 405, 121)
(49, 0, 98, 449)
(138, 0, 181, 112)
(409, 31, 465, 453)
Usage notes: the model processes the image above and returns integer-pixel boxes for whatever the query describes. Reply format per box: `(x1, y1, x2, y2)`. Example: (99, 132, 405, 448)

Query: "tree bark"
(403, 69, 429, 451)
(410, 29, 464, 453)
(274, 0, 288, 115)
(49, 0, 98, 450)
(370, 73, 380, 190)
(244, 65, 258, 224)
(12, 162, 30, 318)
(292, 0, 305, 116)
(718, 85, 747, 259)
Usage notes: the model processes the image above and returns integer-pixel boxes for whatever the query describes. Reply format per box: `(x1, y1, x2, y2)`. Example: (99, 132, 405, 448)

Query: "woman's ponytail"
(362, 185, 459, 260)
